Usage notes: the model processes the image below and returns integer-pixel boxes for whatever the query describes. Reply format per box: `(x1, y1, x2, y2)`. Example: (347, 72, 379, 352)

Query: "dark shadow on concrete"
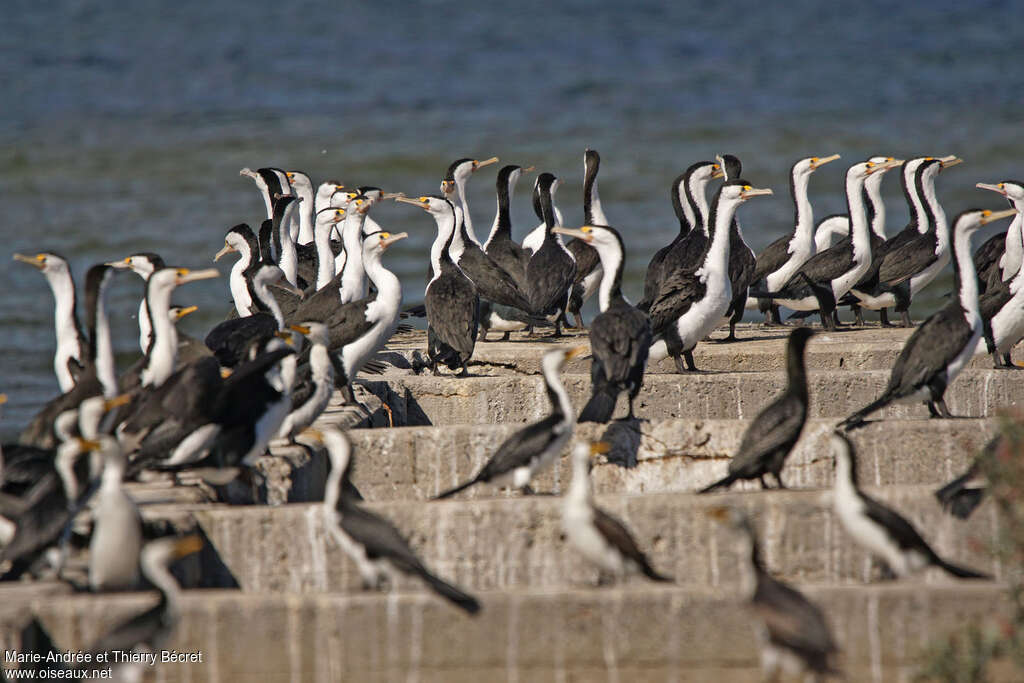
(600, 418, 643, 468)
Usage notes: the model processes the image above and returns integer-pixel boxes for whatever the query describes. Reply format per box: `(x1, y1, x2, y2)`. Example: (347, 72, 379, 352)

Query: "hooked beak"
(174, 305, 199, 320)
(381, 192, 406, 200)
(13, 253, 46, 270)
(175, 268, 220, 285)
(0, 394, 6, 405)
(976, 182, 1006, 196)
(106, 256, 134, 270)
(710, 163, 725, 179)
(274, 330, 294, 344)
(980, 208, 1018, 225)
(589, 441, 611, 457)
(552, 226, 591, 242)
(395, 196, 430, 211)
(289, 324, 311, 335)
(173, 535, 204, 559)
(472, 156, 499, 171)
(810, 154, 840, 170)
(380, 232, 409, 250)
(564, 345, 588, 361)
(273, 278, 305, 298)
(939, 155, 962, 169)
(103, 393, 133, 412)
(214, 244, 236, 262)
(739, 187, 773, 199)
(239, 168, 258, 178)
(521, 166, 536, 173)
(76, 437, 102, 452)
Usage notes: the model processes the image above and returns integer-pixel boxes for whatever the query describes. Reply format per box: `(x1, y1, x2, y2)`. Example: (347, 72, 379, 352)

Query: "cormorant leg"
(672, 355, 688, 373)
(900, 310, 912, 327)
(820, 309, 836, 331)
(574, 311, 587, 329)
(934, 398, 954, 418)
(683, 350, 697, 372)
(927, 401, 940, 417)
(521, 484, 537, 496)
(770, 304, 781, 325)
(431, 362, 442, 377)
(458, 362, 470, 377)
(477, 327, 489, 342)
(853, 305, 864, 327)
(774, 472, 787, 489)
(832, 309, 844, 327)
(758, 475, 769, 489)
(501, 331, 511, 342)
(879, 308, 893, 327)
(1004, 352, 1015, 367)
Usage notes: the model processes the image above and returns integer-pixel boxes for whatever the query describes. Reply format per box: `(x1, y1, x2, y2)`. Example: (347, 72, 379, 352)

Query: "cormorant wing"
(751, 234, 792, 283)
(885, 305, 973, 397)
(339, 504, 425, 574)
(859, 491, 931, 553)
(877, 235, 938, 285)
(730, 395, 804, 473)
(592, 506, 650, 568)
(589, 305, 652, 382)
(645, 269, 704, 335)
(753, 574, 838, 666)
(479, 414, 564, 480)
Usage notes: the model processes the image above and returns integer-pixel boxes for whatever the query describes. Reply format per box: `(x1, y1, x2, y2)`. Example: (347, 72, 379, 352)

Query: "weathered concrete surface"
(364, 368, 1024, 426)
(378, 324, 1021, 375)
(341, 418, 995, 501)
(0, 584, 1011, 683)
(178, 486, 1003, 594)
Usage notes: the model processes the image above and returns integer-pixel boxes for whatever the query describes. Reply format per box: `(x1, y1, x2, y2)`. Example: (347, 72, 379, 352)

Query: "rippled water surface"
(2, 1, 1023, 434)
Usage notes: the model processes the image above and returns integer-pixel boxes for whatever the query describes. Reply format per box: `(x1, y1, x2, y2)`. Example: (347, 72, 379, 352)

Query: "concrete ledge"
(4, 584, 1012, 682)
(182, 487, 1004, 594)
(341, 418, 995, 501)
(364, 369, 1024, 425)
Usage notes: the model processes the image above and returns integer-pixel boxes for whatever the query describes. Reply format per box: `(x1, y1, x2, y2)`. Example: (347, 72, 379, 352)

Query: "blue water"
(3, 0, 1024, 434)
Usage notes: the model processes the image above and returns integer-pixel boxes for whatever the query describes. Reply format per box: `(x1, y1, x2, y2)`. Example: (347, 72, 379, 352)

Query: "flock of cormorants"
(1, 147, 1019, 680)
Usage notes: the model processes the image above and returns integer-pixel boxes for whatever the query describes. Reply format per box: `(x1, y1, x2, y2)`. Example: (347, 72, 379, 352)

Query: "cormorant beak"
(175, 268, 220, 285)
(76, 437, 102, 452)
(220, 368, 233, 379)
(810, 154, 840, 169)
(173, 535, 204, 559)
(214, 244, 236, 262)
(472, 156, 499, 171)
(273, 278, 305, 298)
(355, 199, 371, 215)
(103, 393, 133, 412)
(521, 166, 536, 173)
(174, 305, 199, 320)
(299, 428, 324, 445)
(939, 155, 962, 169)
(440, 180, 455, 194)
(739, 186, 773, 200)
(980, 208, 1018, 225)
(395, 196, 431, 211)
(564, 345, 588, 361)
(334, 184, 346, 192)
(710, 164, 725, 179)
(286, 172, 295, 181)
(289, 324, 311, 335)
(381, 192, 406, 200)
(379, 232, 409, 250)
(589, 441, 611, 457)
(106, 256, 134, 270)
(976, 182, 1007, 196)
(239, 168, 258, 178)
(552, 226, 593, 243)
(274, 330, 294, 344)
(13, 253, 46, 270)
(0, 394, 7, 405)
(864, 159, 901, 175)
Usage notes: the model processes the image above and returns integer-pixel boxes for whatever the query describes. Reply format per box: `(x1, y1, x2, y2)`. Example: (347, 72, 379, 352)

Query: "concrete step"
(342, 418, 994, 502)
(7, 583, 1013, 682)
(378, 324, 1018, 375)
(364, 368, 1024, 426)
(164, 486, 1002, 594)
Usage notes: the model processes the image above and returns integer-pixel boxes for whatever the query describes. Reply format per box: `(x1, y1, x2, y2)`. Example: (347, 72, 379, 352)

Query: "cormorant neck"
(902, 163, 927, 236)
(790, 170, 815, 254)
(254, 275, 286, 329)
(593, 237, 625, 312)
(952, 223, 981, 326)
(339, 211, 368, 304)
(230, 240, 255, 316)
(785, 341, 809, 401)
(703, 193, 737, 272)
(688, 173, 712, 236)
(275, 203, 300, 287)
(541, 359, 574, 425)
(567, 451, 593, 504)
(141, 279, 177, 388)
(90, 271, 117, 398)
(845, 172, 872, 263)
(1003, 195, 1024, 281)
(294, 182, 315, 245)
(430, 206, 458, 278)
(920, 170, 947, 253)
(863, 172, 887, 239)
(671, 176, 693, 235)
(314, 220, 336, 291)
(44, 266, 81, 393)
(834, 443, 859, 491)
(455, 177, 481, 246)
(584, 163, 608, 225)
(363, 246, 402, 314)
(487, 175, 515, 246)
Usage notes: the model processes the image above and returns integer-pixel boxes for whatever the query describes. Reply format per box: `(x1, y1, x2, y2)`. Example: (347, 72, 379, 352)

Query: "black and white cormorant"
(214, 223, 260, 316)
(13, 252, 85, 393)
(483, 164, 533, 286)
(441, 156, 499, 246)
(978, 234, 1024, 368)
(310, 428, 480, 614)
(551, 225, 651, 422)
(640, 160, 724, 308)
(434, 346, 583, 498)
(240, 166, 290, 219)
(708, 505, 841, 681)
(564, 149, 609, 328)
(276, 322, 333, 441)
(934, 433, 1000, 520)
(399, 195, 479, 375)
(699, 327, 814, 492)
(848, 157, 959, 327)
(646, 181, 773, 372)
(840, 207, 1016, 428)
(106, 252, 166, 352)
(563, 441, 672, 583)
(284, 169, 318, 245)
(525, 173, 577, 335)
(714, 154, 758, 342)
(19, 264, 122, 449)
(87, 435, 142, 591)
(752, 159, 899, 329)
(974, 180, 1024, 293)
(831, 431, 989, 579)
(76, 535, 203, 679)
(746, 155, 840, 324)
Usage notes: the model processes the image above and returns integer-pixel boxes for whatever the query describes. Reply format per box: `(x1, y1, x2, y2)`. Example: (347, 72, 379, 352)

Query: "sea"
(2, 0, 1023, 435)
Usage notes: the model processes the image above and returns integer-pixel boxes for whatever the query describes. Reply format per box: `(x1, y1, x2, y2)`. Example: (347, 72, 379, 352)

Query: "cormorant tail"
(839, 395, 892, 431)
(418, 569, 481, 614)
(578, 389, 617, 424)
(932, 556, 991, 580)
(433, 478, 479, 500)
(640, 561, 674, 583)
(934, 472, 986, 520)
(698, 472, 738, 494)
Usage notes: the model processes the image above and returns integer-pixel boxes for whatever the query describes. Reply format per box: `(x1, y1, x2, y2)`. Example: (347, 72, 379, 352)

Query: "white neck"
(429, 209, 456, 280)
(44, 268, 81, 393)
(254, 277, 285, 329)
(295, 184, 315, 245)
(905, 164, 928, 235)
(314, 221, 336, 291)
(448, 206, 467, 265)
(920, 170, 948, 253)
(678, 182, 696, 233)
(142, 550, 182, 618)
(141, 282, 178, 387)
(1002, 197, 1024, 280)
(364, 247, 403, 318)
(593, 241, 622, 312)
(847, 172, 872, 264)
(101, 450, 125, 492)
(486, 179, 516, 246)
(790, 172, 815, 255)
(864, 172, 887, 239)
(567, 451, 592, 506)
(691, 175, 712, 235)
(588, 180, 609, 225)
(455, 178, 480, 245)
(230, 243, 255, 316)
(339, 212, 367, 304)
(138, 299, 152, 353)
(702, 197, 738, 277)
(56, 442, 82, 503)
(277, 212, 299, 287)
(955, 226, 981, 327)
(542, 357, 575, 424)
